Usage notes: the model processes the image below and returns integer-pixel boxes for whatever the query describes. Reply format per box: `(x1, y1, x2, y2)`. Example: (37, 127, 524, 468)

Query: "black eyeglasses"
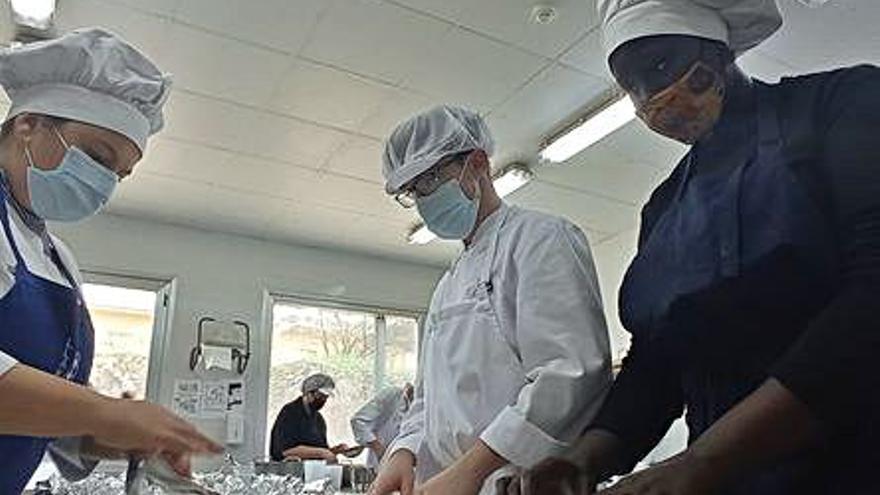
(394, 153, 470, 208)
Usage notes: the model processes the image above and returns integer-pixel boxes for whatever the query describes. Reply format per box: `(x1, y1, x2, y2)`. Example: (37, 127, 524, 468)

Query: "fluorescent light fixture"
(493, 164, 533, 197)
(407, 164, 535, 245)
(10, 0, 56, 31)
(539, 96, 636, 163)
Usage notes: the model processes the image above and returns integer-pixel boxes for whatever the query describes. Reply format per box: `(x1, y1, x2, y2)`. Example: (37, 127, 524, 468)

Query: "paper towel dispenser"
(189, 317, 251, 374)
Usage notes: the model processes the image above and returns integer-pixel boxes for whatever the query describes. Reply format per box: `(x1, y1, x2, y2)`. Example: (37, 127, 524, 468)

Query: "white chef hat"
(382, 105, 494, 195)
(0, 27, 172, 153)
(598, 0, 783, 58)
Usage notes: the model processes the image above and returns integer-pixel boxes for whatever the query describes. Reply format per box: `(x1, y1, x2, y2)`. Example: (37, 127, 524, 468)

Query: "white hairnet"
(598, 0, 782, 57)
(382, 105, 494, 195)
(302, 373, 335, 395)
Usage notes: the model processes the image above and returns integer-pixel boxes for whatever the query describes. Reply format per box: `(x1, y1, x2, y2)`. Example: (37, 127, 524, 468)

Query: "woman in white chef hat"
(0, 28, 221, 493)
(514, 0, 880, 494)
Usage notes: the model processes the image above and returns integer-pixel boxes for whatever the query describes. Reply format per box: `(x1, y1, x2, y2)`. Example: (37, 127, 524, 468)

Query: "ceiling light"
(492, 163, 533, 197)
(539, 95, 636, 163)
(406, 163, 535, 245)
(10, 0, 56, 31)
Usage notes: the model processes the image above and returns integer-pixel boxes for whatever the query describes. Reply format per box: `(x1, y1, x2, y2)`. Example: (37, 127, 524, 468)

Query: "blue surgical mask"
(416, 170, 480, 240)
(26, 127, 118, 222)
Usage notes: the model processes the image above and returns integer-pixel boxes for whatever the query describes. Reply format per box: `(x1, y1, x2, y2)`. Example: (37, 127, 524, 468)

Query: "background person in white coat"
(368, 105, 613, 495)
(351, 383, 414, 469)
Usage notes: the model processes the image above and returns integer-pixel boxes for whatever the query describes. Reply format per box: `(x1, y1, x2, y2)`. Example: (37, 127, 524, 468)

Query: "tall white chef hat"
(598, 0, 783, 58)
(0, 27, 172, 153)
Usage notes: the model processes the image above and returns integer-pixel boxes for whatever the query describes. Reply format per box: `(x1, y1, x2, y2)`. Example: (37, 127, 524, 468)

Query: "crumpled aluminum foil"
(41, 456, 322, 495)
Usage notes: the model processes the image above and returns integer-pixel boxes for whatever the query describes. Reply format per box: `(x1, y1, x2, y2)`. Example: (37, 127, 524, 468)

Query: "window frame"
(82, 270, 176, 403)
(258, 290, 423, 454)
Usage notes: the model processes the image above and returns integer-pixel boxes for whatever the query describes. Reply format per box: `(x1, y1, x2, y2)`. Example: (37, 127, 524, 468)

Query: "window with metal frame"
(266, 297, 420, 460)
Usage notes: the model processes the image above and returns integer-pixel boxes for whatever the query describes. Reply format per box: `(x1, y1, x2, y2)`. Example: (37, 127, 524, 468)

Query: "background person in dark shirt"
(269, 373, 349, 462)
(516, 1, 880, 494)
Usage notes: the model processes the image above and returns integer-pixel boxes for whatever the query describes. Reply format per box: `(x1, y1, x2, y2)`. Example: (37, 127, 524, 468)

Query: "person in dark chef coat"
(516, 0, 880, 494)
(0, 28, 221, 494)
(270, 374, 350, 462)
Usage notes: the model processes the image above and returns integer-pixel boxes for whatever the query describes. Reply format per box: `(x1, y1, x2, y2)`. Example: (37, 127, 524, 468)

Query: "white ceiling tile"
(759, 0, 880, 71)
(403, 26, 548, 111)
(140, 138, 322, 200)
(161, 92, 248, 151)
(323, 137, 385, 184)
(357, 89, 437, 140)
(489, 63, 609, 164)
(393, 0, 597, 59)
(138, 136, 230, 177)
(177, 187, 284, 239)
(235, 111, 351, 169)
(585, 119, 687, 172)
(307, 173, 410, 223)
(537, 157, 665, 206)
(171, 0, 328, 54)
(103, 0, 180, 17)
(162, 92, 351, 169)
(559, 28, 613, 82)
(266, 201, 458, 265)
(55, 0, 173, 61)
(269, 59, 394, 131)
(301, 0, 452, 86)
(109, 173, 212, 219)
(510, 181, 638, 234)
(110, 173, 284, 241)
(161, 24, 290, 106)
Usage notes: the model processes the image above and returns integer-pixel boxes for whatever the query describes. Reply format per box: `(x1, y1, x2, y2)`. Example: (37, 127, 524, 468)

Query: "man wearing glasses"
(369, 105, 613, 495)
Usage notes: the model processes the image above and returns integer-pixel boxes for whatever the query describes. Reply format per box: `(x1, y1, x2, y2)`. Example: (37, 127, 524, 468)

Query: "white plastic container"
(325, 465, 343, 491)
(304, 460, 327, 484)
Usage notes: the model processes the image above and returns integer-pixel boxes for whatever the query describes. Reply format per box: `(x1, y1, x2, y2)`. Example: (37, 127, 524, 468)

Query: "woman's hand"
(89, 398, 222, 459)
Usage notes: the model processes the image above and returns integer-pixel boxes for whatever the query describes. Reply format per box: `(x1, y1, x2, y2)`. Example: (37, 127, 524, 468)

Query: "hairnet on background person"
(302, 373, 336, 396)
(382, 105, 494, 195)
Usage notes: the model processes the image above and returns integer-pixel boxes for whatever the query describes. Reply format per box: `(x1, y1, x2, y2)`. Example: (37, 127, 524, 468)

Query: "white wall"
(52, 213, 443, 461)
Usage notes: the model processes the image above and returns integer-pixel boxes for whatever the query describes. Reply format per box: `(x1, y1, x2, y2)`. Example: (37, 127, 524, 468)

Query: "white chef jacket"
(350, 386, 410, 468)
(0, 194, 97, 479)
(389, 203, 613, 492)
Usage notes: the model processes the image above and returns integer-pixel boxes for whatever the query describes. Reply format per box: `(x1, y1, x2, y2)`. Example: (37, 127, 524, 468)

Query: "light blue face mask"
(26, 127, 118, 222)
(416, 167, 480, 240)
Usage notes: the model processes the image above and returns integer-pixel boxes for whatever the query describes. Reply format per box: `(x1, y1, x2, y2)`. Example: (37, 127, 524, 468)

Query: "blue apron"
(0, 186, 94, 494)
(620, 83, 837, 494)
